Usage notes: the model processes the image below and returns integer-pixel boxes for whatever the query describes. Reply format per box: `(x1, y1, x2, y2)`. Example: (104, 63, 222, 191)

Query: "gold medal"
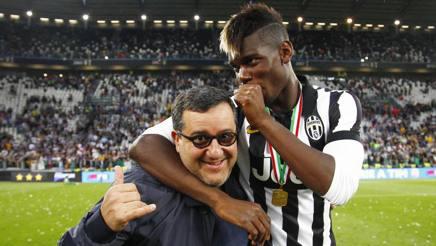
(272, 188, 288, 207)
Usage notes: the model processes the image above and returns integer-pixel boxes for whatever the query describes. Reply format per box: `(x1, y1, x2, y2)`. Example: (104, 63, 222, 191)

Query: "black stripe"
(236, 107, 245, 133)
(283, 188, 301, 246)
(302, 82, 318, 118)
(327, 130, 360, 142)
(329, 207, 336, 246)
(247, 133, 273, 246)
(302, 85, 326, 151)
(328, 91, 343, 133)
(312, 194, 325, 246)
(248, 133, 269, 212)
(349, 92, 363, 133)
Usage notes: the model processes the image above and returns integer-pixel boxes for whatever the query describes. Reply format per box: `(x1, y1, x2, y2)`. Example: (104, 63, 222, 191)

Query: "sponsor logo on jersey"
(305, 115, 323, 141)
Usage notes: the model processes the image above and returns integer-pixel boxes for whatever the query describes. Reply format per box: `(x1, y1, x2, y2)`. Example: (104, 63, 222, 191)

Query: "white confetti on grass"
(411, 222, 421, 227)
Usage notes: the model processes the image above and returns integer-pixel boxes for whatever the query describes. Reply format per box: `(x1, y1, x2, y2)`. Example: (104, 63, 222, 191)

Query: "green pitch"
(333, 179, 435, 246)
(0, 182, 110, 245)
(0, 180, 435, 246)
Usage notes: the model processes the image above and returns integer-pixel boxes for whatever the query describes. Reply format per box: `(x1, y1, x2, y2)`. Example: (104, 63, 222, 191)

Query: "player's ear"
(279, 41, 293, 64)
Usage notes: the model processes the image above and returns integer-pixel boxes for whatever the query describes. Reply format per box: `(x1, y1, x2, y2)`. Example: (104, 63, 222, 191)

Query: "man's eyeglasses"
(176, 131, 237, 149)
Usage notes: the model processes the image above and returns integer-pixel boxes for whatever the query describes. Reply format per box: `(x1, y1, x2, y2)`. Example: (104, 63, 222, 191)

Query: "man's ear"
(279, 41, 293, 64)
(171, 131, 181, 153)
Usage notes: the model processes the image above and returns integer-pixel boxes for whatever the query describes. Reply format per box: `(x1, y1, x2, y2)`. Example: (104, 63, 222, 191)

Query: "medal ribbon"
(269, 91, 303, 186)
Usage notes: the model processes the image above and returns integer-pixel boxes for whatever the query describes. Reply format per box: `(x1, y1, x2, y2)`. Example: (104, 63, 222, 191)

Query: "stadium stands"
(0, 21, 435, 170)
(1, 22, 435, 63)
(1, 72, 434, 170)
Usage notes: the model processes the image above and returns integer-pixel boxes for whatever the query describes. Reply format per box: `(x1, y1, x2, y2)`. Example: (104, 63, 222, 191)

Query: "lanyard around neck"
(268, 91, 303, 186)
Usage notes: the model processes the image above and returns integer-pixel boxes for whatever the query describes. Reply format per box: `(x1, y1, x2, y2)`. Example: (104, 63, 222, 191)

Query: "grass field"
(0, 180, 435, 246)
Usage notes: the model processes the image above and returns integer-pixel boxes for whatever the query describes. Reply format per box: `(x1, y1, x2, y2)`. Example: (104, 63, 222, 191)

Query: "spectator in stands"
(0, 72, 434, 170)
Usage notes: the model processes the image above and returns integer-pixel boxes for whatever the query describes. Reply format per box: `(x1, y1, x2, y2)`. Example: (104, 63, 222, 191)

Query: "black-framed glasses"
(177, 131, 237, 149)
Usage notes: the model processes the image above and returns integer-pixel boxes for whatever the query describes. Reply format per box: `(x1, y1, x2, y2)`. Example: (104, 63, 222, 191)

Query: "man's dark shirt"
(59, 165, 247, 246)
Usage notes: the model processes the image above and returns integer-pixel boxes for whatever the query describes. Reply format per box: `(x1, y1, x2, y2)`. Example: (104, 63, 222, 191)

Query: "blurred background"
(0, 0, 434, 245)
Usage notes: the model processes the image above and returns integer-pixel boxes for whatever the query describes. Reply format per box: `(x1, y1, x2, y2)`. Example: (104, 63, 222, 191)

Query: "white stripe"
(291, 93, 303, 133)
(265, 188, 287, 246)
(322, 200, 332, 246)
(334, 93, 357, 132)
(297, 189, 314, 246)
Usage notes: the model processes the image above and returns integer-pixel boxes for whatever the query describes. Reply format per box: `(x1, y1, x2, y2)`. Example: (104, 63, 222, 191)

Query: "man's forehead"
(233, 33, 270, 61)
(241, 33, 262, 53)
(182, 105, 235, 132)
(228, 31, 263, 61)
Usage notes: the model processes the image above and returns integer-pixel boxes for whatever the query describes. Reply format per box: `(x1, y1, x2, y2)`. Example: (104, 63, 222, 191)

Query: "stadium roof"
(0, 0, 435, 26)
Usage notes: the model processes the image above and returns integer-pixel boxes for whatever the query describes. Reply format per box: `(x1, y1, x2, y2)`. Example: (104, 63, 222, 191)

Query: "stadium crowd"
(1, 22, 435, 63)
(1, 72, 435, 170)
(1, 19, 435, 170)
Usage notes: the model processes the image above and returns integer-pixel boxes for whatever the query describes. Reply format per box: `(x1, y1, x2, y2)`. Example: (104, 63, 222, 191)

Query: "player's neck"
(270, 77, 300, 113)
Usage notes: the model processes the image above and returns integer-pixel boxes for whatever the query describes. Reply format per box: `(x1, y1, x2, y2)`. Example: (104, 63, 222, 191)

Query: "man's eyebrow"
(190, 129, 236, 135)
(187, 130, 208, 135)
(230, 54, 258, 66)
(241, 54, 260, 63)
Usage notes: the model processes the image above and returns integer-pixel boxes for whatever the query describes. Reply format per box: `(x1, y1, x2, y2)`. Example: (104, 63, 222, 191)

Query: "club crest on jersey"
(305, 115, 324, 141)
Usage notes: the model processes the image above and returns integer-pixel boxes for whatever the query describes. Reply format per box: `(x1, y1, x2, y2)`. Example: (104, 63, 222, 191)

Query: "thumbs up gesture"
(100, 166, 156, 232)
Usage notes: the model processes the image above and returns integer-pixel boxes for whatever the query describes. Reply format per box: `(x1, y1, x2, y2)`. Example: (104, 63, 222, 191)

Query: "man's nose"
(238, 66, 252, 84)
(206, 139, 224, 157)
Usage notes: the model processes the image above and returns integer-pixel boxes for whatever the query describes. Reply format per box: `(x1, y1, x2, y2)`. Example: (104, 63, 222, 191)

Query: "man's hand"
(100, 166, 156, 232)
(234, 84, 270, 129)
(213, 195, 271, 245)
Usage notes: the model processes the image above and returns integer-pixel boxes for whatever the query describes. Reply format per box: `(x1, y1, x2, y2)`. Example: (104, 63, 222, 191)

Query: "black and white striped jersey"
(235, 80, 363, 246)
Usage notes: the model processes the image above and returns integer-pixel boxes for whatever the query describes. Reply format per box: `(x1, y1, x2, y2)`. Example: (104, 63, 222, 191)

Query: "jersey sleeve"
(322, 91, 364, 205)
(322, 139, 364, 205)
(141, 117, 174, 144)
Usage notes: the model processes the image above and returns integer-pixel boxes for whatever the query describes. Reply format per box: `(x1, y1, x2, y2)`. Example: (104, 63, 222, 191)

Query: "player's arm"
(236, 85, 363, 203)
(129, 119, 270, 244)
(318, 92, 364, 204)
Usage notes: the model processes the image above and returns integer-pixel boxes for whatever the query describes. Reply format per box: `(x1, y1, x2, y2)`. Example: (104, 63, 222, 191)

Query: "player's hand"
(100, 166, 156, 232)
(212, 195, 271, 245)
(234, 84, 270, 130)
